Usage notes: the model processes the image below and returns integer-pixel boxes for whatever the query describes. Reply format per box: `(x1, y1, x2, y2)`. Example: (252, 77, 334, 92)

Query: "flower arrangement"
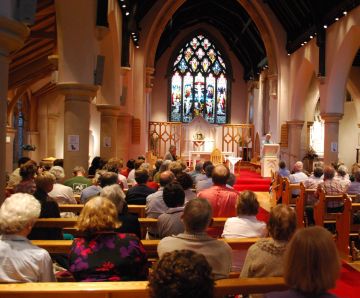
(303, 146, 318, 160)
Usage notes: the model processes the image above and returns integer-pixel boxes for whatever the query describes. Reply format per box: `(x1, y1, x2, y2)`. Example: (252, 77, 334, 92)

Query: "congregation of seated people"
(2, 154, 359, 298)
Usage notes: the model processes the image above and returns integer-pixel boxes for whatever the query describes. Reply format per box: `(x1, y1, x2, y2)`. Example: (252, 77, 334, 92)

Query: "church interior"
(1, 0, 360, 296)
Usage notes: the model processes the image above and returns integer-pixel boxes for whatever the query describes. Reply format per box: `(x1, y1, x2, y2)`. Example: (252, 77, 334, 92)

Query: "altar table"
(189, 151, 235, 169)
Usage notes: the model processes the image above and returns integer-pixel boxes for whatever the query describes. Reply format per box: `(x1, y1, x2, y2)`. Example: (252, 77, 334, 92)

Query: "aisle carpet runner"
(232, 169, 271, 223)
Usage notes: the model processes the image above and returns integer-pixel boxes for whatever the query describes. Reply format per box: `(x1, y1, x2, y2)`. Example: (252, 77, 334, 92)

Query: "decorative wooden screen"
(148, 122, 182, 158)
(222, 124, 254, 161)
(280, 123, 288, 148)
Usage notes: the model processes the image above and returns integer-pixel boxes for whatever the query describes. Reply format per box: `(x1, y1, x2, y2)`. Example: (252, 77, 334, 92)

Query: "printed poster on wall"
(68, 135, 79, 151)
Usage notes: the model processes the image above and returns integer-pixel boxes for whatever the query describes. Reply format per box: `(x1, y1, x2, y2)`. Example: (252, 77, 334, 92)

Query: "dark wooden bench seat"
(0, 277, 287, 298)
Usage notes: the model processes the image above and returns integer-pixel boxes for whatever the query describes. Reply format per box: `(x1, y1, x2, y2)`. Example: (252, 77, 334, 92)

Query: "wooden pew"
(0, 277, 287, 298)
(270, 172, 283, 205)
(31, 237, 261, 257)
(34, 217, 228, 230)
(282, 178, 300, 206)
(296, 183, 316, 228)
(58, 204, 146, 218)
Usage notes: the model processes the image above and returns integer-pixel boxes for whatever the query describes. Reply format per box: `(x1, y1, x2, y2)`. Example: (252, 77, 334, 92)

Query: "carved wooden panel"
(132, 118, 141, 144)
(280, 123, 288, 148)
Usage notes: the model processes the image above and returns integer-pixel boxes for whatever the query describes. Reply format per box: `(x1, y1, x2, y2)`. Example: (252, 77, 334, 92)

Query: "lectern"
(261, 144, 279, 177)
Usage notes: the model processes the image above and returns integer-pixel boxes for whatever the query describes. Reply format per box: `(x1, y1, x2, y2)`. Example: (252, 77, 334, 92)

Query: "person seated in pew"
(195, 164, 214, 193)
(289, 161, 308, 197)
(157, 183, 185, 239)
(194, 160, 213, 183)
(69, 196, 148, 281)
(265, 226, 341, 298)
(189, 161, 203, 183)
(48, 166, 76, 205)
(139, 163, 159, 190)
(197, 164, 239, 238)
(7, 156, 31, 188)
(335, 165, 351, 190)
(146, 171, 175, 239)
(222, 191, 267, 238)
(121, 158, 135, 178)
(126, 169, 156, 205)
(347, 170, 360, 200)
(222, 191, 267, 272)
(315, 166, 349, 212)
(64, 166, 92, 195)
(149, 250, 214, 298)
(277, 160, 290, 178)
(28, 171, 63, 241)
(88, 156, 104, 177)
(241, 204, 296, 278)
(176, 172, 196, 203)
(80, 171, 118, 204)
(158, 198, 232, 280)
(103, 158, 129, 189)
(101, 184, 141, 239)
(13, 159, 37, 194)
(0, 193, 56, 282)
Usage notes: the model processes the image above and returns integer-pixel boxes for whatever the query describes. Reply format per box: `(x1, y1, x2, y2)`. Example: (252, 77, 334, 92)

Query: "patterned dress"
(69, 232, 148, 281)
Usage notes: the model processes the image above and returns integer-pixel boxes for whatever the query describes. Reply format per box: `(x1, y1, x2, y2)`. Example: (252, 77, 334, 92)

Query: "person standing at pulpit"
(262, 133, 273, 145)
(164, 145, 177, 161)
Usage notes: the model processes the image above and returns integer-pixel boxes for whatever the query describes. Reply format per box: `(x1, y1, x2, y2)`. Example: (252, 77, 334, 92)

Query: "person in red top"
(197, 164, 239, 237)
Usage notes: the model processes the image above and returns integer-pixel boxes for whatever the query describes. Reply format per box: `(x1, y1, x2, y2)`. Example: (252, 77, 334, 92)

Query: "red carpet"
(233, 169, 271, 192)
(330, 262, 360, 298)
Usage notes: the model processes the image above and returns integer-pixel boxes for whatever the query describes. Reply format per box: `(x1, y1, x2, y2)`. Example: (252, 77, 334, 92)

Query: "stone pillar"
(306, 121, 314, 149)
(117, 113, 132, 161)
(321, 113, 343, 165)
(57, 83, 98, 178)
(47, 113, 59, 157)
(5, 126, 16, 174)
(0, 16, 29, 203)
(287, 120, 304, 167)
(96, 105, 121, 160)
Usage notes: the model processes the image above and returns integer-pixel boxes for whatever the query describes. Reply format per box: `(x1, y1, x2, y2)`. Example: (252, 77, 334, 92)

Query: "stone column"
(5, 126, 16, 174)
(306, 121, 314, 149)
(117, 113, 132, 161)
(47, 113, 59, 157)
(321, 113, 343, 165)
(57, 83, 98, 178)
(96, 105, 121, 160)
(287, 120, 304, 167)
(0, 16, 29, 203)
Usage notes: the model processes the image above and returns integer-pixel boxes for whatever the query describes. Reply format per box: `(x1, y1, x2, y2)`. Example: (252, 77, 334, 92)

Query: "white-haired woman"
(0, 193, 55, 282)
(101, 184, 141, 238)
(48, 166, 76, 205)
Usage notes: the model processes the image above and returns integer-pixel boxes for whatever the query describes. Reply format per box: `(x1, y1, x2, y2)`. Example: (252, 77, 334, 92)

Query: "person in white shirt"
(289, 161, 308, 196)
(222, 191, 267, 271)
(0, 193, 56, 282)
(48, 166, 76, 205)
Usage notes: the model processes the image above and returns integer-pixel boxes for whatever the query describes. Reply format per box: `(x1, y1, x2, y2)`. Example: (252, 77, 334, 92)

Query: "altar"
(189, 150, 235, 169)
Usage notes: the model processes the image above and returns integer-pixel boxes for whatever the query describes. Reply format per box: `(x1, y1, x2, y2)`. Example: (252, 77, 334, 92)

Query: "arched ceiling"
(125, 0, 360, 79)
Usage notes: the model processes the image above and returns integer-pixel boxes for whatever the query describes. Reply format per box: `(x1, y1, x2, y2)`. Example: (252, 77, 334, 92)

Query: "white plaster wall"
(151, 23, 248, 124)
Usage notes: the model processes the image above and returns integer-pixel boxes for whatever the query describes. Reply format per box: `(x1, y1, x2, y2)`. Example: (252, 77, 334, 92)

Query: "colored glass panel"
(205, 74, 216, 123)
(183, 73, 193, 123)
(170, 72, 182, 122)
(170, 34, 229, 124)
(216, 74, 227, 123)
(194, 73, 205, 116)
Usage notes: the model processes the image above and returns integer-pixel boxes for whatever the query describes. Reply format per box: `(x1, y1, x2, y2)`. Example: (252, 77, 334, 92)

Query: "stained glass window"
(170, 34, 229, 124)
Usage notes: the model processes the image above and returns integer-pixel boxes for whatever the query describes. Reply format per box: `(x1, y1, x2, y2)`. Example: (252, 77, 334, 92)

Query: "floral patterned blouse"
(69, 232, 148, 281)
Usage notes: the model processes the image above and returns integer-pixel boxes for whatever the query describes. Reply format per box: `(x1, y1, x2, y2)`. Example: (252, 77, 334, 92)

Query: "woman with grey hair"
(336, 164, 351, 189)
(48, 166, 76, 205)
(101, 184, 141, 238)
(0, 193, 56, 282)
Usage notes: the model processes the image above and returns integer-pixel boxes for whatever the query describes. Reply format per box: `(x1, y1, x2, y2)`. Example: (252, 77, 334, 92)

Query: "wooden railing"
(0, 277, 287, 298)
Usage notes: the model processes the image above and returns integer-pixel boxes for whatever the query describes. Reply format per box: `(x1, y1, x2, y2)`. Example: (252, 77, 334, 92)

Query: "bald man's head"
(159, 170, 175, 187)
(212, 164, 230, 185)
